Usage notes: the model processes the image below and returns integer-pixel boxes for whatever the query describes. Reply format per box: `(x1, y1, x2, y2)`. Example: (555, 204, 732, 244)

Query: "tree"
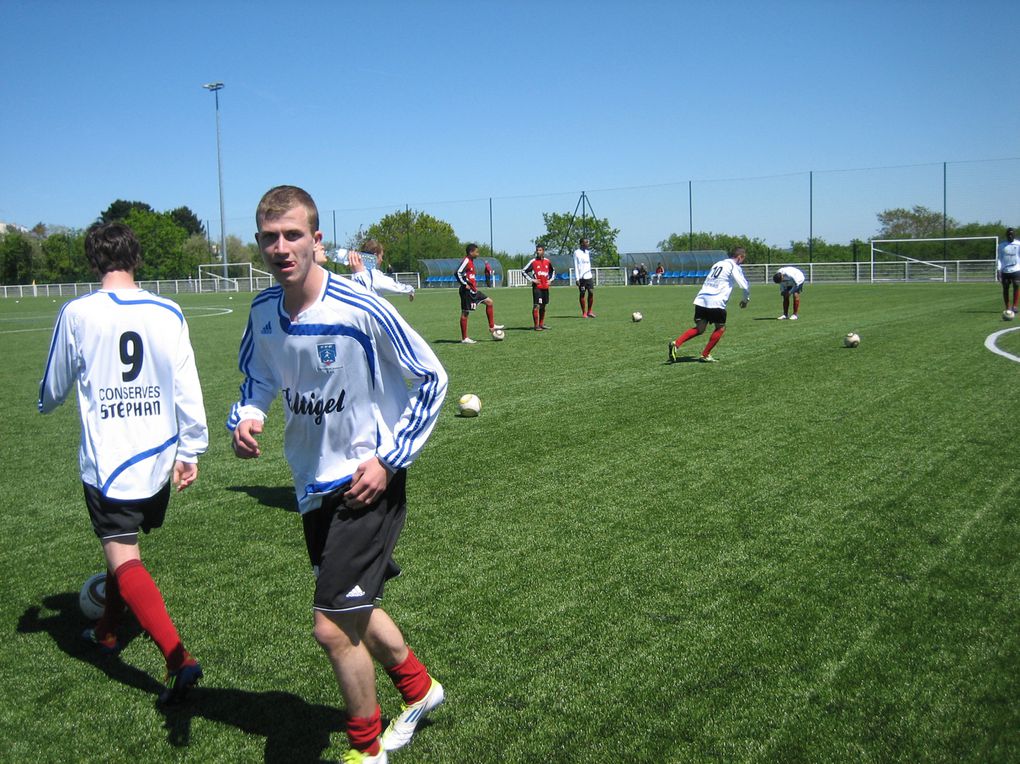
(169, 206, 205, 237)
(876, 205, 957, 239)
(657, 231, 775, 261)
(535, 211, 620, 266)
(0, 231, 36, 284)
(40, 230, 88, 283)
(99, 200, 154, 224)
(362, 210, 462, 271)
(123, 208, 190, 280)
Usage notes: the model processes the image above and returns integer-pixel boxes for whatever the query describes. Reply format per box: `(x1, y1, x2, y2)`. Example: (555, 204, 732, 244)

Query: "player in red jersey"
(456, 243, 503, 343)
(522, 244, 555, 330)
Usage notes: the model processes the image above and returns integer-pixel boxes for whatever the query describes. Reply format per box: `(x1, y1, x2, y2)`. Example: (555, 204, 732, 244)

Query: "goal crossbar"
(869, 236, 998, 283)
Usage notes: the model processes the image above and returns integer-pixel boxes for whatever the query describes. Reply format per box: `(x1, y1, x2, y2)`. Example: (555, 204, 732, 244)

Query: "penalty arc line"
(984, 326, 1020, 363)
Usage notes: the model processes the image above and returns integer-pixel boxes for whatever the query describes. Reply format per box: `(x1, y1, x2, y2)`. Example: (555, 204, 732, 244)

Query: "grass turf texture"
(1, 283, 1017, 762)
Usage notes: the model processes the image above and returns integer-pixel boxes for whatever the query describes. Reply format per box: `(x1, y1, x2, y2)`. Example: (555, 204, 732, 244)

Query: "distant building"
(0, 221, 30, 235)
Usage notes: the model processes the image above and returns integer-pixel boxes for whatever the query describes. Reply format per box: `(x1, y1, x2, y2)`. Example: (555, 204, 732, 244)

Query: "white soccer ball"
(458, 393, 481, 417)
(843, 332, 861, 348)
(79, 572, 107, 620)
(632, 311, 643, 322)
(1003, 309, 1015, 321)
(492, 328, 505, 341)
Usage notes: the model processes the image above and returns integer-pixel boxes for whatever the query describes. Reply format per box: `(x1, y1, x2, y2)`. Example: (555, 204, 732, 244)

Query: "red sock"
(386, 648, 432, 704)
(674, 327, 699, 348)
(95, 567, 124, 638)
(703, 327, 725, 355)
(532, 307, 539, 327)
(115, 559, 189, 671)
(460, 315, 468, 339)
(539, 307, 546, 326)
(347, 705, 382, 753)
(486, 304, 495, 329)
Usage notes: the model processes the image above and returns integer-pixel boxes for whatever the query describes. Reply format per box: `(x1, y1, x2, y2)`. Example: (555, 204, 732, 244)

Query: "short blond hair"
(256, 185, 319, 232)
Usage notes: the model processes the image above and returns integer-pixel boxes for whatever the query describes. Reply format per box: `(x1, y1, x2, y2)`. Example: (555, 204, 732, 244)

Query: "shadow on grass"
(18, 593, 344, 763)
(225, 485, 298, 512)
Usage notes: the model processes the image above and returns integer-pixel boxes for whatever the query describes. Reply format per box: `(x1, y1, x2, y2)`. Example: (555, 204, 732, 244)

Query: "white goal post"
(197, 262, 274, 292)
(869, 236, 998, 283)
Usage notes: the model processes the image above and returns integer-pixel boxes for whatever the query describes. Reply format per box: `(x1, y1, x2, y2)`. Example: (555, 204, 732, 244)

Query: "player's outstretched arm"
(232, 419, 263, 459)
(173, 460, 198, 491)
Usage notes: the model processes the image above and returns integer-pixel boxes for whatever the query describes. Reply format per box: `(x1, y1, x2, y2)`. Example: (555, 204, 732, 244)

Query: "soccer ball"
(843, 332, 861, 348)
(79, 572, 107, 620)
(458, 393, 481, 417)
(632, 311, 643, 322)
(1003, 309, 1015, 321)
(492, 328, 506, 341)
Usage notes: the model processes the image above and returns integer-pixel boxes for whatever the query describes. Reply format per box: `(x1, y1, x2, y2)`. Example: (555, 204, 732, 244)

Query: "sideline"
(0, 305, 233, 335)
(984, 325, 1020, 363)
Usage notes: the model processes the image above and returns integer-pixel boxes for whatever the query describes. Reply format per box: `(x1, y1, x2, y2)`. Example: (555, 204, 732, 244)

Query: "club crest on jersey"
(316, 343, 338, 372)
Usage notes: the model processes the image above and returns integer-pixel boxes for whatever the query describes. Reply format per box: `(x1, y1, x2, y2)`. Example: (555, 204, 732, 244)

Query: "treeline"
(1, 201, 1008, 285)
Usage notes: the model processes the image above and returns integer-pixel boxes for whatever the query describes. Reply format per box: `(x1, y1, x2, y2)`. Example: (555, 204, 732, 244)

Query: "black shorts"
(302, 468, 407, 613)
(83, 481, 171, 542)
(694, 304, 727, 326)
(780, 283, 804, 296)
(460, 286, 488, 312)
(577, 277, 594, 293)
(532, 286, 550, 306)
(1002, 272, 1020, 287)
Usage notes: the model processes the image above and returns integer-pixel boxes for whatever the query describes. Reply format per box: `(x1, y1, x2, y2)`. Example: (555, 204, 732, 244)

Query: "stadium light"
(202, 82, 228, 278)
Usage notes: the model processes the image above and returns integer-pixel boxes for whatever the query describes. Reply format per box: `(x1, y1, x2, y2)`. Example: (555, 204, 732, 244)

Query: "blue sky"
(2, 0, 1017, 254)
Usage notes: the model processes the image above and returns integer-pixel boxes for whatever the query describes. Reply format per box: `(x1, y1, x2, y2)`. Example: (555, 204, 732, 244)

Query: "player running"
(456, 243, 503, 343)
(38, 222, 208, 704)
(230, 186, 447, 763)
(522, 244, 555, 330)
(772, 265, 805, 320)
(667, 246, 750, 363)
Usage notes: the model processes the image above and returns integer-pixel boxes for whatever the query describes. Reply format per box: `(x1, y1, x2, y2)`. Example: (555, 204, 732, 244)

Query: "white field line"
(0, 306, 233, 335)
(984, 326, 1020, 363)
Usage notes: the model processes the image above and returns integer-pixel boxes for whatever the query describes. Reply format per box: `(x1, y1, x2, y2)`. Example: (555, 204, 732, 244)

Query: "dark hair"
(772, 272, 783, 283)
(257, 185, 319, 232)
(730, 246, 747, 258)
(465, 243, 478, 256)
(85, 222, 141, 275)
(360, 238, 384, 256)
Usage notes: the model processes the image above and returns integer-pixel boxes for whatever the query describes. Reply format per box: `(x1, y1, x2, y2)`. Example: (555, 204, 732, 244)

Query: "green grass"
(1, 283, 1017, 762)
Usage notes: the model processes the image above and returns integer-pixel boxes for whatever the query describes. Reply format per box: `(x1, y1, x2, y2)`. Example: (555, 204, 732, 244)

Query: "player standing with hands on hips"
(455, 243, 503, 343)
(229, 186, 447, 763)
(996, 227, 1020, 315)
(523, 244, 555, 330)
(772, 265, 805, 320)
(668, 246, 750, 363)
(573, 237, 596, 317)
(38, 222, 208, 704)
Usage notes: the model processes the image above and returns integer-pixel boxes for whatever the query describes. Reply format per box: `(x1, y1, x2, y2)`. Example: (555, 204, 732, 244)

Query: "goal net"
(869, 236, 998, 283)
(197, 262, 274, 293)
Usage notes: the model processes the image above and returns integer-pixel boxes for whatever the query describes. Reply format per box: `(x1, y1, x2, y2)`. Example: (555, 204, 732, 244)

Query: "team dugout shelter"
(621, 250, 726, 284)
(421, 258, 503, 288)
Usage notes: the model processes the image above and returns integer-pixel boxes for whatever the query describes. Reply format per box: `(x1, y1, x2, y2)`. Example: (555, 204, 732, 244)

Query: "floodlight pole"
(203, 82, 228, 278)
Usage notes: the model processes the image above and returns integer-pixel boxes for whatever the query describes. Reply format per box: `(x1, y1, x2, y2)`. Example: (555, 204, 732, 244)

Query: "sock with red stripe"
(703, 327, 725, 355)
(460, 315, 468, 339)
(385, 648, 432, 704)
(674, 328, 699, 348)
(533, 307, 539, 327)
(486, 303, 495, 329)
(115, 559, 190, 672)
(347, 705, 382, 754)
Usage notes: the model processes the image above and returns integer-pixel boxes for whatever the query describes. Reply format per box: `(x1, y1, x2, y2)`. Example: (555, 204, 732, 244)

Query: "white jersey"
(776, 266, 805, 288)
(228, 271, 448, 514)
(573, 248, 593, 281)
(694, 257, 751, 309)
(38, 289, 208, 500)
(350, 268, 415, 299)
(997, 240, 1020, 274)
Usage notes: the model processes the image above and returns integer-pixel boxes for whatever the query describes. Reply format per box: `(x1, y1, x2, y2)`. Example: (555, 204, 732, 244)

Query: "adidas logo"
(260, 321, 272, 335)
(346, 585, 366, 599)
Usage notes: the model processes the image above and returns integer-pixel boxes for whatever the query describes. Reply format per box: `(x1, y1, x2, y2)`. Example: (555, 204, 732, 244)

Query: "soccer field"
(1, 283, 1017, 763)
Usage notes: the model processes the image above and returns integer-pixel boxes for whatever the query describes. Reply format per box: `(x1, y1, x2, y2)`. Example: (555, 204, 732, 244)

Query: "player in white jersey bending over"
(772, 265, 805, 320)
(38, 222, 208, 704)
(229, 186, 448, 764)
(667, 246, 750, 363)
